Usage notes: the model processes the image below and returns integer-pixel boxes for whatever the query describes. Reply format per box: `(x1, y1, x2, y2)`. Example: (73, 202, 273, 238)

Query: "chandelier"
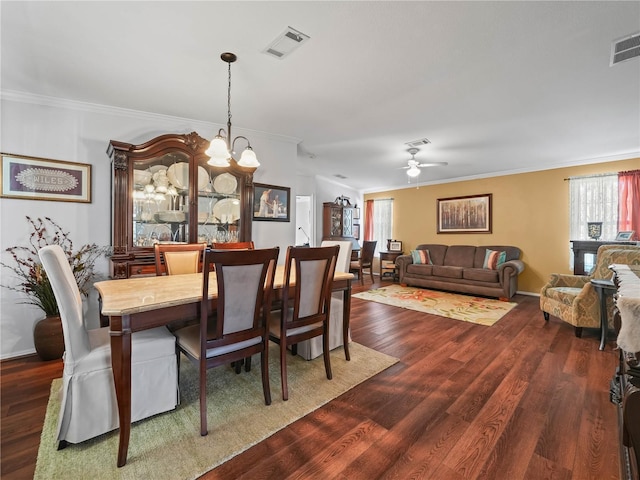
(205, 52, 259, 169)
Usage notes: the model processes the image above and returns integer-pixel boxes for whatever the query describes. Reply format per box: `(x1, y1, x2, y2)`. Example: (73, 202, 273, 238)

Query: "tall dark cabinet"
(107, 132, 255, 278)
(322, 201, 360, 257)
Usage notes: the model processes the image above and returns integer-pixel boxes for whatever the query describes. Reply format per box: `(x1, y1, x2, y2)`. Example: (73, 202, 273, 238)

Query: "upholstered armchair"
(540, 245, 640, 337)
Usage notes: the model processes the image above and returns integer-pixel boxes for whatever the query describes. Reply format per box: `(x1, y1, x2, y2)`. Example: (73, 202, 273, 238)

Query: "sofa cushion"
(415, 244, 448, 265)
(411, 249, 433, 265)
(483, 249, 507, 269)
(473, 246, 521, 267)
(432, 265, 464, 279)
(463, 268, 499, 283)
(407, 264, 433, 275)
(443, 245, 476, 268)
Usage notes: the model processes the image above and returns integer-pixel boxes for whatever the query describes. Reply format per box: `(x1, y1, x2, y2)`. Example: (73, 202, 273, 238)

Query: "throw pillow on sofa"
(411, 249, 433, 265)
(483, 249, 506, 269)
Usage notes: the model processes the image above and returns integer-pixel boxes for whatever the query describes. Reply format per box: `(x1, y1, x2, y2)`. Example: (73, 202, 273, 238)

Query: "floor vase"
(33, 315, 64, 361)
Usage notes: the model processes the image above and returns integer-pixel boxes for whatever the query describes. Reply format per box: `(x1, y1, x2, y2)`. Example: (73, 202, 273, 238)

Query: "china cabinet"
(322, 201, 360, 258)
(107, 132, 255, 278)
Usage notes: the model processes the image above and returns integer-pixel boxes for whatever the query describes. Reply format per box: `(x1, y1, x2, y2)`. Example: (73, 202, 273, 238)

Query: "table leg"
(597, 288, 607, 351)
(110, 315, 132, 467)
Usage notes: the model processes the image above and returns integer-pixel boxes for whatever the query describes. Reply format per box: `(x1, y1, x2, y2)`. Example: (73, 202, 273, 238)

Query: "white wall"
(0, 93, 299, 358)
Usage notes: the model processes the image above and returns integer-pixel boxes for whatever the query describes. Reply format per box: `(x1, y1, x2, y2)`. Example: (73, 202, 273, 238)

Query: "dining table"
(94, 265, 354, 467)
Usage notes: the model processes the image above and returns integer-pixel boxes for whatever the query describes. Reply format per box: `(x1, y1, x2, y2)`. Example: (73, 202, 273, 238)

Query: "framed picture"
(389, 241, 403, 252)
(615, 231, 635, 241)
(253, 183, 290, 222)
(437, 193, 492, 234)
(1, 153, 91, 203)
(353, 224, 360, 240)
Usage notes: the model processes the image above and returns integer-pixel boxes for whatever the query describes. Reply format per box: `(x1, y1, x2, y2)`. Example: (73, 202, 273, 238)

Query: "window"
(569, 174, 618, 241)
(371, 199, 393, 256)
(569, 174, 618, 271)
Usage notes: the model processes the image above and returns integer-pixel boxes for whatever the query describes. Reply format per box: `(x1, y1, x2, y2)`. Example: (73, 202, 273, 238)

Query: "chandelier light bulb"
(205, 136, 229, 158)
(207, 154, 231, 168)
(237, 147, 260, 168)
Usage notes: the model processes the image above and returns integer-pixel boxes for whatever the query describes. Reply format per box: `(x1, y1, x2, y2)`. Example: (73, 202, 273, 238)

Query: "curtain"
(618, 170, 640, 240)
(569, 174, 618, 241)
(370, 199, 393, 256)
(364, 200, 374, 241)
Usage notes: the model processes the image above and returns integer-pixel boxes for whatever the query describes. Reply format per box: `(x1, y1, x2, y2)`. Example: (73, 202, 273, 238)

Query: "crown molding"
(0, 89, 300, 144)
(362, 151, 640, 194)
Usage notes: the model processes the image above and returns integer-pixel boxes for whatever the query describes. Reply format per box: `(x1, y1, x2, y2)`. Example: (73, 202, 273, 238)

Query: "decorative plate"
(212, 198, 241, 223)
(167, 162, 189, 189)
(213, 173, 237, 194)
(197, 167, 210, 192)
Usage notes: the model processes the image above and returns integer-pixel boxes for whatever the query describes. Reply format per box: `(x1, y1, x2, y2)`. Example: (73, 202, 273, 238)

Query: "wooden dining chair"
(295, 240, 352, 361)
(269, 245, 339, 401)
(154, 243, 206, 276)
(212, 241, 255, 250)
(38, 245, 178, 447)
(350, 240, 377, 285)
(172, 247, 279, 436)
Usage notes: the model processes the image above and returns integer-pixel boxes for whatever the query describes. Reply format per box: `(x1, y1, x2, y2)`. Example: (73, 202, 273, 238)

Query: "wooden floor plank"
(0, 280, 621, 480)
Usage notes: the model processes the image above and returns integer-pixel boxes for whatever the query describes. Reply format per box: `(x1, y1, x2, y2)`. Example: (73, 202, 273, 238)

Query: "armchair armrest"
(540, 273, 589, 295)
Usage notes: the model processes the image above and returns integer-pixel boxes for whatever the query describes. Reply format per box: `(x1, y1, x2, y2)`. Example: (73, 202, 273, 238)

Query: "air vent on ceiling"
(263, 27, 310, 59)
(405, 138, 431, 148)
(611, 32, 640, 66)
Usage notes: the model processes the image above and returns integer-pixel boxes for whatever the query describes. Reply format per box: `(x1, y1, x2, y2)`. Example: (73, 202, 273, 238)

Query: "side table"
(590, 278, 617, 351)
(379, 251, 403, 282)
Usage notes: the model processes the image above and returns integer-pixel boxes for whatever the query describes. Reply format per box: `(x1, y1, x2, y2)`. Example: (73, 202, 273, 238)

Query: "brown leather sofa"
(396, 244, 524, 299)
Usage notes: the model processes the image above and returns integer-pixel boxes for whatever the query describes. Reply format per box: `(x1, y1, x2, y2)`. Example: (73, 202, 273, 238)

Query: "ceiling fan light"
(237, 147, 260, 168)
(407, 166, 420, 177)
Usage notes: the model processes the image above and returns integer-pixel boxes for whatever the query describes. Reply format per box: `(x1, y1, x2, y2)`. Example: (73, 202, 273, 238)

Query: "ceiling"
(2, 1, 639, 193)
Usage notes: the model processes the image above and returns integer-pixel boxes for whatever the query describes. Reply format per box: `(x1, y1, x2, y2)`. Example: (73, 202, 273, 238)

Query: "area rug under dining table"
(34, 342, 397, 480)
(353, 285, 517, 326)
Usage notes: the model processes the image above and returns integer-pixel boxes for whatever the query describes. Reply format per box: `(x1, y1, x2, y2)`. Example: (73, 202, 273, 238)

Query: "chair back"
(360, 240, 377, 267)
(154, 243, 206, 275)
(281, 245, 339, 330)
(212, 241, 255, 250)
(591, 245, 640, 280)
(202, 247, 279, 352)
(320, 240, 352, 273)
(38, 245, 90, 369)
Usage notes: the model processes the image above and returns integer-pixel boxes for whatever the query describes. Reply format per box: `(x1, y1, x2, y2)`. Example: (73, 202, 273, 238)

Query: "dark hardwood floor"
(1, 279, 620, 479)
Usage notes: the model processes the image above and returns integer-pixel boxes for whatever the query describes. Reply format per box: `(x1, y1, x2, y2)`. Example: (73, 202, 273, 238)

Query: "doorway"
(295, 195, 313, 246)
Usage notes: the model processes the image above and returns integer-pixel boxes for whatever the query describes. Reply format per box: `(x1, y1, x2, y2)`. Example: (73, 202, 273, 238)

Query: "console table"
(571, 240, 638, 275)
(609, 264, 640, 480)
(379, 250, 403, 281)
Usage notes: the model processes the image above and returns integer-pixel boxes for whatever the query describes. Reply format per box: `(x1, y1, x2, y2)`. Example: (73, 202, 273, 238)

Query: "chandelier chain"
(227, 61, 232, 124)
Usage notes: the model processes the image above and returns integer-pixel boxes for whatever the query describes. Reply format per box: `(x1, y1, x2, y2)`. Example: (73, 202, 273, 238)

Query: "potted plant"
(1, 216, 107, 360)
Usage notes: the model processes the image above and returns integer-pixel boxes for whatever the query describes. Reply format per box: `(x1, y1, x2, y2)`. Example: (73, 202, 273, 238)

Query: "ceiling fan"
(403, 148, 448, 177)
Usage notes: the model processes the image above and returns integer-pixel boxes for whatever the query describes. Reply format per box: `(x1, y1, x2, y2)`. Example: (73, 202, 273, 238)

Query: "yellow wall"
(364, 158, 640, 294)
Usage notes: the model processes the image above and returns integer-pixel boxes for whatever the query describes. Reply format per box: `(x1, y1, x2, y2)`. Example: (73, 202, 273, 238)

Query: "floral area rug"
(353, 285, 518, 326)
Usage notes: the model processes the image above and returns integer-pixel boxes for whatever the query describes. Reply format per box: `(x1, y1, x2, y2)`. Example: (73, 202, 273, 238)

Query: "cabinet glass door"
(197, 169, 241, 244)
(132, 152, 190, 247)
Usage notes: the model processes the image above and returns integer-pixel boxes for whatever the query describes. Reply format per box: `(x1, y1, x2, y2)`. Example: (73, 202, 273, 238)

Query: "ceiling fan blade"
(417, 162, 448, 167)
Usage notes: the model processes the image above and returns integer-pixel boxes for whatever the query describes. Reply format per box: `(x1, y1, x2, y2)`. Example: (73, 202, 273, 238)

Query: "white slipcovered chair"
(296, 240, 352, 360)
(38, 245, 178, 447)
